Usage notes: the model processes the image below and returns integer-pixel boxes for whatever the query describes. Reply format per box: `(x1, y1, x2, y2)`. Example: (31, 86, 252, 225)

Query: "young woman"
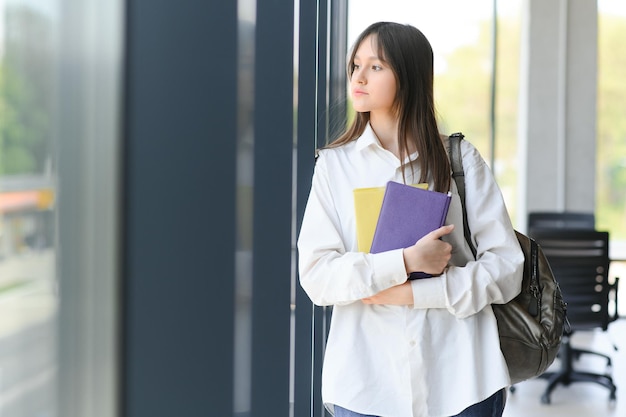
(297, 22, 524, 417)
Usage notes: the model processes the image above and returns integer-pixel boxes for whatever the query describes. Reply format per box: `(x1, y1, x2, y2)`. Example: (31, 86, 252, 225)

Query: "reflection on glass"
(0, 1, 58, 416)
(234, 1, 255, 415)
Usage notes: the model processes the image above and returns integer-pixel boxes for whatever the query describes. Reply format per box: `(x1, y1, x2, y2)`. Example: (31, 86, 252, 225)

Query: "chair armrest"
(610, 276, 620, 322)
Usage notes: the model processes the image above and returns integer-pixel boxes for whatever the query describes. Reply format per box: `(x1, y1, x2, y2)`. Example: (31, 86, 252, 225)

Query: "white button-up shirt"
(297, 124, 524, 417)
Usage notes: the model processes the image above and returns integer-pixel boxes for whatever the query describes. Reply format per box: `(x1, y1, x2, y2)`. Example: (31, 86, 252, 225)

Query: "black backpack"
(448, 132, 568, 384)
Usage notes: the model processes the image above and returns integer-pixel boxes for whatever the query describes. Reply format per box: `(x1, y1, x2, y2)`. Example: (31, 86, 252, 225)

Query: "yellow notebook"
(353, 183, 428, 252)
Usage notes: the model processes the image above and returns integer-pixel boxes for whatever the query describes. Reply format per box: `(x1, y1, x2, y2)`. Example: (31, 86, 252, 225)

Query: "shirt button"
(409, 340, 416, 346)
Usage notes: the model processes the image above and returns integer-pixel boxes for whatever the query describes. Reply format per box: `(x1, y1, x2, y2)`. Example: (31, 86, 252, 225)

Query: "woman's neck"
(370, 112, 415, 159)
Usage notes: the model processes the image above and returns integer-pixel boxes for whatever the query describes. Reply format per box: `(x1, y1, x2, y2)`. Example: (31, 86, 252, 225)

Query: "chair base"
(540, 369, 617, 404)
(539, 336, 617, 404)
(572, 347, 612, 368)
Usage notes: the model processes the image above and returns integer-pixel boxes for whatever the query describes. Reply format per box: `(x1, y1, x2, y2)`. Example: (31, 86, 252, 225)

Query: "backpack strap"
(448, 133, 477, 259)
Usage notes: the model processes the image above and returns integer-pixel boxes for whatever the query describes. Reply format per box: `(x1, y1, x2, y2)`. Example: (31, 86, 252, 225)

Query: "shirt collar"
(355, 123, 419, 163)
(355, 123, 382, 152)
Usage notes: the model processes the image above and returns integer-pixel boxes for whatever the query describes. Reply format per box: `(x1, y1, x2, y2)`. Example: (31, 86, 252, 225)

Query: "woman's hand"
(362, 281, 414, 305)
(362, 225, 454, 306)
(402, 224, 454, 276)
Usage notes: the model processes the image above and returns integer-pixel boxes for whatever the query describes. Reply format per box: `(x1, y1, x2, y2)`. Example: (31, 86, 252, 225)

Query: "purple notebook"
(370, 181, 451, 279)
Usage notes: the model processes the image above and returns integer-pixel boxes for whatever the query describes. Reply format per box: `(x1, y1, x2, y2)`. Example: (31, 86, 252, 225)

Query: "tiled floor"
(503, 318, 625, 417)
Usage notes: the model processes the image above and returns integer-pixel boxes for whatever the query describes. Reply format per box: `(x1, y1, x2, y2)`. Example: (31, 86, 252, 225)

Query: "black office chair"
(528, 211, 595, 232)
(529, 229, 619, 404)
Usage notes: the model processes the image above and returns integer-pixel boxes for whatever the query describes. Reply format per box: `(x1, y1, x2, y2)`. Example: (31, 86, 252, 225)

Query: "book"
(370, 181, 451, 279)
(353, 183, 428, 253)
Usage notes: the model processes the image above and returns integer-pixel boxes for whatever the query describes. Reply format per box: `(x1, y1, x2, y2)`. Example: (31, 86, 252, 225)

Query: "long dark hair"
(328, 22, 451, 193)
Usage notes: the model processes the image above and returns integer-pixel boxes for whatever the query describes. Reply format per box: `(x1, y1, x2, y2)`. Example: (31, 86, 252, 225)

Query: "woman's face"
(350, 35, 397, 117)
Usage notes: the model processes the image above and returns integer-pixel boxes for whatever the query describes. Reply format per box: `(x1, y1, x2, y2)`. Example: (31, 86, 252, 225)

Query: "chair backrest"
(528, 211, 595, 232)
(530, 229, 612, 331)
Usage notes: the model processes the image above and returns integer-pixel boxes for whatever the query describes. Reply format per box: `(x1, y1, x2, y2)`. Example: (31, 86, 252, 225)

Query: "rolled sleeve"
(371, 248, 408, 287)
(410, 275, 446, 309)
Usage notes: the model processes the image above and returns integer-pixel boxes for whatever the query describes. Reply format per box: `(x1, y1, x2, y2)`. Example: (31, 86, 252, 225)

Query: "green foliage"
(435, 17, 521, 222)
(0, 5, 53, 176)
(596, 15, 626, 239)
(0, 66, 47, 174)
(433, 13, 626, 239)
(435, 43, 492, 153)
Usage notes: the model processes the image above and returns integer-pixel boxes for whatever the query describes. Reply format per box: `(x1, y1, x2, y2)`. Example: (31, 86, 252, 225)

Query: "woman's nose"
(354, 71, 366, 84)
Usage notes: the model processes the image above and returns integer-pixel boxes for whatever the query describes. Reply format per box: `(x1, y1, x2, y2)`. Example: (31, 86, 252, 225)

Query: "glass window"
(597, 0, 626, 315)
(0, 2, 58, 416)
(597, 1, 626, 241)
(1, 1, 122, 415)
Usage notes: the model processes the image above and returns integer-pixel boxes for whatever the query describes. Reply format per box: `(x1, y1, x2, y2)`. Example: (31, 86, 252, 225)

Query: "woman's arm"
(297, 153, 409, 306)
(430, 141, 523, 318)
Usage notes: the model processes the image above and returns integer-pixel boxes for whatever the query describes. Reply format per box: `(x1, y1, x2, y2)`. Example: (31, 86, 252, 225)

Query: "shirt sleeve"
(420, 141, 524, 318)
(297, 152, 409, 306)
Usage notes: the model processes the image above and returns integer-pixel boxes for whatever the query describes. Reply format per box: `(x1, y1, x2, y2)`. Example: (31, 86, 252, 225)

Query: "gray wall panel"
(123, 1, 237, 416)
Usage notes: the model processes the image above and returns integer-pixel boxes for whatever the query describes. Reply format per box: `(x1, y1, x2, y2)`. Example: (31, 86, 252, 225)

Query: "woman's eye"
(372, 65, 382, 71)
(353, 64, 360, 70)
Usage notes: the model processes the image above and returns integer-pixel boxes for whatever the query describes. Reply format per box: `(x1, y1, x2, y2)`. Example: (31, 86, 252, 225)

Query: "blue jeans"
(334, 388, 505, 417)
